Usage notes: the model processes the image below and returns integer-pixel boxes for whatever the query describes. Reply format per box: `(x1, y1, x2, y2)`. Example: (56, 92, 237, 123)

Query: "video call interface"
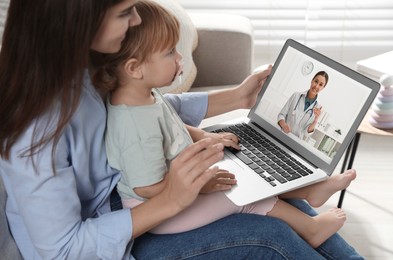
(253, 46, 372, 164)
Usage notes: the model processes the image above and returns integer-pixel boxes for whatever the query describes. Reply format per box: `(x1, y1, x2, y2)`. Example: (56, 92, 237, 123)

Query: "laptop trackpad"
(214, 155, 273, 206)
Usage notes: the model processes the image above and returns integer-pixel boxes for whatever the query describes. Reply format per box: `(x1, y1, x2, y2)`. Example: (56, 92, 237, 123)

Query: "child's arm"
(186, 125, 240, 150)
(186, 124, 206, 141)
(134, 174, 169, 199)
(200, 169, 237, 193)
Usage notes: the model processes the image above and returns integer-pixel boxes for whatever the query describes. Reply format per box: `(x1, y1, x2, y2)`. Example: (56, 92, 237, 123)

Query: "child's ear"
(124, 58, 143, 79)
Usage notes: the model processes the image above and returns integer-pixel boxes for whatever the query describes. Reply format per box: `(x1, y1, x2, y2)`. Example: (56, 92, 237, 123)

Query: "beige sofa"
(0, 10, 254, 259)
(189, 12, 253, 91)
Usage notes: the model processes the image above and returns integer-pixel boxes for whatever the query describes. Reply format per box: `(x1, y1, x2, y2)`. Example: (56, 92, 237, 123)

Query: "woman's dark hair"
(0, 0, 123, 167)
(313, 71, 329, 87)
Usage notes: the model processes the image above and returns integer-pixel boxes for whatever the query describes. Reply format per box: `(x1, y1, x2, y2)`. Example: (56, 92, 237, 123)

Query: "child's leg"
(150, 192, 278, 234)
(279, 169, 356, 207)
(149, 192, 242, 234)
(268, 199, 346, 248)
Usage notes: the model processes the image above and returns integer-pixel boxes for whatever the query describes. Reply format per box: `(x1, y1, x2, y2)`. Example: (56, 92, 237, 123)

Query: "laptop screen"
(249, 39, 379, 173)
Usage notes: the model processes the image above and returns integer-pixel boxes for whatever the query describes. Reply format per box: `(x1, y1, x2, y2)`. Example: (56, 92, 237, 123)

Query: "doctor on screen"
(277, 71, 329, 139)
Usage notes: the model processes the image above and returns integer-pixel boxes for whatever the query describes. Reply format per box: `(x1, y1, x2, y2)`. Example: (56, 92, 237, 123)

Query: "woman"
(278, 71, 328, 139)
(0, 0, 362, 259)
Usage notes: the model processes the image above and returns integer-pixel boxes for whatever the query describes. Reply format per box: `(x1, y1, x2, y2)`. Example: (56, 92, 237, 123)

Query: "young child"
(94, 0, 356, 248)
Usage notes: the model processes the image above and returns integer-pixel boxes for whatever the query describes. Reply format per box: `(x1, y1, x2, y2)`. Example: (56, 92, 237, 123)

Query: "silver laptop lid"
(249, 39, 380, 174)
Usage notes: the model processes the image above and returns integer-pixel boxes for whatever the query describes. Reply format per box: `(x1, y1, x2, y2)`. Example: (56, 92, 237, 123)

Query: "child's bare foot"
(306, 169, 357, 207)
(306, 208, 346, 248)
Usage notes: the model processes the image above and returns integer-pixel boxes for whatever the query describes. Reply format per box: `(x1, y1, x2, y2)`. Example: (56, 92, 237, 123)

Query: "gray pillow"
(0, 0, 9, 43)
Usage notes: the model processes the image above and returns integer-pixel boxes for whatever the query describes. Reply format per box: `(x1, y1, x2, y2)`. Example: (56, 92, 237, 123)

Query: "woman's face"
(91, 0, 141, 53)
(309, 75, 326, 97)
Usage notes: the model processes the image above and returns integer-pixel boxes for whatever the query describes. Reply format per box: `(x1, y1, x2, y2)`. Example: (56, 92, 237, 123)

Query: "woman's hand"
(131, 138, 224, 238)
(200, 169, 237, 193)
(236, 64, 273, 109)
(162, 138, 225, 210)
(205, 65, 272, 118)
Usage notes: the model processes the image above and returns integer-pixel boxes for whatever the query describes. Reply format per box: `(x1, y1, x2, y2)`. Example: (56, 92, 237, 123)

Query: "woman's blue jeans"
(132, 199, 363, 259)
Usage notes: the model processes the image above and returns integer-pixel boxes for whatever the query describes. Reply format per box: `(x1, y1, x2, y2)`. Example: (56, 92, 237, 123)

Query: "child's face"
(91, 0, 141, 54)
(142, 46, 183, 88)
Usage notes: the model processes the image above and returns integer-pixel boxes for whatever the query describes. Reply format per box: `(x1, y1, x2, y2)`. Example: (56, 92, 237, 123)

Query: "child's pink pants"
(122, 191, 278, 234)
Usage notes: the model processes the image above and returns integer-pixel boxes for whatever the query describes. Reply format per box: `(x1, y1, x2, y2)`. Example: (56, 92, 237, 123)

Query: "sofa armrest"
(188, 13, 254, 89)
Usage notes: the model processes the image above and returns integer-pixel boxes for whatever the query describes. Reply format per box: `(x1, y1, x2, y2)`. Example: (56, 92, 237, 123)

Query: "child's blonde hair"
(93, 0, 180, 91)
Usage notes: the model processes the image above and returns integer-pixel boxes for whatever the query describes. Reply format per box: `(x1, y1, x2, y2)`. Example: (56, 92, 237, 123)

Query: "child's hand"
(204, 132, 240, 151)
(200, 169, 237, 193)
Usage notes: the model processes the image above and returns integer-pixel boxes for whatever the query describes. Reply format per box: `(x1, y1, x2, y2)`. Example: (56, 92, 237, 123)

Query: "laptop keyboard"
(212, 123, 313, 187)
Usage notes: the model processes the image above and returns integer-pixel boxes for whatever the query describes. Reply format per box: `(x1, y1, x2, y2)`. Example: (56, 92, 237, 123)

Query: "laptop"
(204, 39, 380, 206)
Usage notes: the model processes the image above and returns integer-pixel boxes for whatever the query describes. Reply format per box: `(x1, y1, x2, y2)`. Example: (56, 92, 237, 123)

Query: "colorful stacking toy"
(369, 74, 393, 129)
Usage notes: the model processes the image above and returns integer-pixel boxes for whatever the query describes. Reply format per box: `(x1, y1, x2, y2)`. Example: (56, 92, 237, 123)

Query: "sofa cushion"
(153, 0, 198, 94)
(189, 13, 253, 88)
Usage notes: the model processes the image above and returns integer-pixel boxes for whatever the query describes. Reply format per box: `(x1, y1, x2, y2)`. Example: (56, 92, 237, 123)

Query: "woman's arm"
(164, 66, 271, 127)
(205, 65, 271, 118)
(3, 134, 224, 258)
(1, 132, 133, 259)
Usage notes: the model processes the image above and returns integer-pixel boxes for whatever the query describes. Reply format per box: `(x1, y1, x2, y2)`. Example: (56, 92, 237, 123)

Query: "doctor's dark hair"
(92, 0, 180, 92)
(0, 0, 124, 164)
(313, 71, 329, 87)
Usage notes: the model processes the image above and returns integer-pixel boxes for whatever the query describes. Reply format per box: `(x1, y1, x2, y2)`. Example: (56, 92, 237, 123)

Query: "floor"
(201, 110, 393, 260)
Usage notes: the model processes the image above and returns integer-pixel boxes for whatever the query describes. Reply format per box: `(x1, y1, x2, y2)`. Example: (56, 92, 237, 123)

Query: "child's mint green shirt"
(106, 89, 194, 201)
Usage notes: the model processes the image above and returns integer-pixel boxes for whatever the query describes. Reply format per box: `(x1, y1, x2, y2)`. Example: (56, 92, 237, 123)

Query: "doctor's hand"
(313, 106, 323, 120)
(278, 119, 291, 134)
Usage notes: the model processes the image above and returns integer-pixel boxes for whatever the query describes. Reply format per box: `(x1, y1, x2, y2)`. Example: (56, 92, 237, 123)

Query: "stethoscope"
(291, 94, 317, 122)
